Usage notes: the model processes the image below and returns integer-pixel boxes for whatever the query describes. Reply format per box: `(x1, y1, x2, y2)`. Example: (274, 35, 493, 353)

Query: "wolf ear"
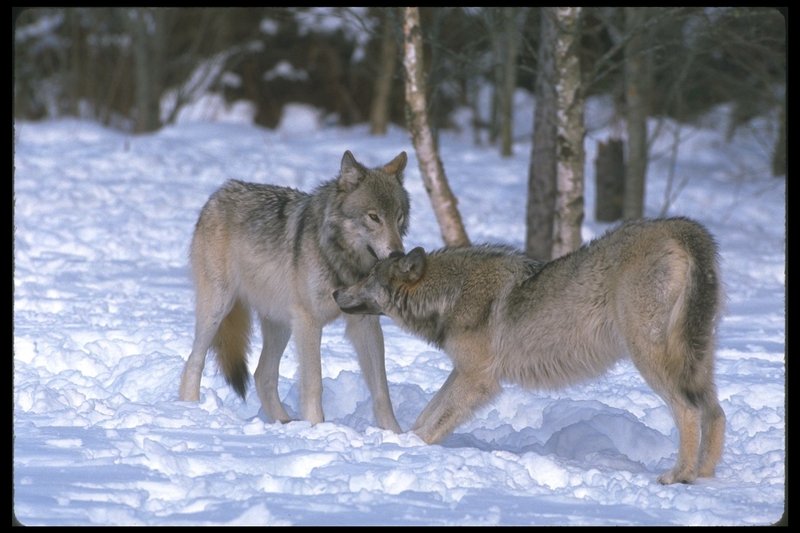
(381, 151, 408, 182)
(397, 246, 426, 282)
(339, 150, 364, 191)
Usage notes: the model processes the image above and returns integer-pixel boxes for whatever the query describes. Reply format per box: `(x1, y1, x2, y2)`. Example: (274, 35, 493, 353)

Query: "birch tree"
(550, 6, 585, 259)
(527, 7, 585, 260)
(402, 6, 470, 247)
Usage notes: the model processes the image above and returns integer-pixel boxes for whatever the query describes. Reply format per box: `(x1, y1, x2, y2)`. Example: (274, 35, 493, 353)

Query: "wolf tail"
(666, 222, 721, 408)
(212, 298, 252, 399)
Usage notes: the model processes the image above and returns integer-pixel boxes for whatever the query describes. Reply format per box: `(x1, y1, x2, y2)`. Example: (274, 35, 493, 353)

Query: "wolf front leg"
(345, 314, 402, 433)
(412, 367, 501, 444)
(291, 311, 325, 424)
(253, 318, 293, 423)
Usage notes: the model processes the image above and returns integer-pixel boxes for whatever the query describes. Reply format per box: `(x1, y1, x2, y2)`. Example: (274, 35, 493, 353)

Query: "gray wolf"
(179, 150, 410, 433)
(333, 217, 726, 484)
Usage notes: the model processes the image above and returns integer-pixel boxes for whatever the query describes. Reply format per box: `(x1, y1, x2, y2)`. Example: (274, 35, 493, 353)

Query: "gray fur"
(179, 150, 409, 433)
(334, 217, 726, 484)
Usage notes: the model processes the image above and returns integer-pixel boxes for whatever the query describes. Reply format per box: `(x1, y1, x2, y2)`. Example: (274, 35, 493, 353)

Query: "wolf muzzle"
(332, 289, 384, 315)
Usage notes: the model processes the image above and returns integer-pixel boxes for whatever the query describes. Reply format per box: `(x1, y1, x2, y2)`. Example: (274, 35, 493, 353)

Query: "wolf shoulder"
(204, 179, 309, 219)
(198, 179, 316, 241)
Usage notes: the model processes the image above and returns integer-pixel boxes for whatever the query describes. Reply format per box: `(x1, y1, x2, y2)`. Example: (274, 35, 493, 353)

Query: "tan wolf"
(179, 150, 410, 432)
(334, 217, 726, 484)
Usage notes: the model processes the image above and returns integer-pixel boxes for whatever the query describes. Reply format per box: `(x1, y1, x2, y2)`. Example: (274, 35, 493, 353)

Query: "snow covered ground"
(13, 97, 785, 525)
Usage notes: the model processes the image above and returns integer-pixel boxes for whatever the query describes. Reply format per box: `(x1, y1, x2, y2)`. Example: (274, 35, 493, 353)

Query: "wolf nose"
(389, 250, 404, 259)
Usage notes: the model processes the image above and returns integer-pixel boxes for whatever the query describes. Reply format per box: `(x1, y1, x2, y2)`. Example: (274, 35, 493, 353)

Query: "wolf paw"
(658, 467, 697, 485)
(381, 420, 403, 433)
(697, 466, 716, 478)
(178, 388, 200, 402)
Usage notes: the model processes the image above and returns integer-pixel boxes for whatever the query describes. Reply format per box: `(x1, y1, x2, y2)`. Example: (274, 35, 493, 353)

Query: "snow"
(276, 104, 322, 134)
(13, 97, 785, 525)
(263, 61, 309, 82)
(295, 7, 373, 63)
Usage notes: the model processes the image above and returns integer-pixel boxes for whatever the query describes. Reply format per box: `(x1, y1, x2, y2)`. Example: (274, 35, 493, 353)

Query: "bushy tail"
(212, 298, 251, 399)
(666, 222, 721, 407)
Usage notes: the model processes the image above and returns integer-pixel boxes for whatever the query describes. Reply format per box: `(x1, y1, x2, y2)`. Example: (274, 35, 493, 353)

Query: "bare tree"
(595, 138, 624, 222)
(486, 7, 522, 155)
(772, 98, 786, 176)
(498, 8, 523, 157)
(550, 6, 585, 259)
(402, 6, 470, 247)
(622, 7, 649, 220)
(125, 8, 167, 133)
(525, 7, 557, 260)
(369, 8, 398, 135)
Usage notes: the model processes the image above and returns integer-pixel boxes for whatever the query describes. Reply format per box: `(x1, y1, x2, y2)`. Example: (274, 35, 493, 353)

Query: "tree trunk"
(128, 8, 163, 133)
(369, 8, 398, 136)
(550, 6, 585, 259)
(526, 7, 558, 261)
(309, 42, 362, 126)
(402, 6, 470, 248)
(65, 9, 81, 117)
(488, 12, 502, 146)
(467, 77, 484, 146)
(595, 138, 625, 222)
(772, 98, 786, 177)
(499, 7, 521, 157)
(623, 7, 648, 220)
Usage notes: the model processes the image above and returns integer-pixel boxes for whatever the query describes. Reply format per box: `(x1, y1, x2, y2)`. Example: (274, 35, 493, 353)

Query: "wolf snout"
(368, 245, 405, 260)
(332, 288, 350, 306)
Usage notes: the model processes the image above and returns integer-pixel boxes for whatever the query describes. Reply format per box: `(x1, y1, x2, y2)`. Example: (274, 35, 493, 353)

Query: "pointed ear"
(397, 246, 426, 282)
(339, 150, 364, 191)
(382, 151, 407, 182)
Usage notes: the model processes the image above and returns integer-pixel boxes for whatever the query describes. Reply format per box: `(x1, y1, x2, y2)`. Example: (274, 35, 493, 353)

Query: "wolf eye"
(368, 213, 381, 223)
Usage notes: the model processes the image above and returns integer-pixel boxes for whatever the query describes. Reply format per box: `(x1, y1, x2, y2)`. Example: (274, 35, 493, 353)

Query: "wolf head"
(333, 247, 426, 315)
(332, 150, 410, 269)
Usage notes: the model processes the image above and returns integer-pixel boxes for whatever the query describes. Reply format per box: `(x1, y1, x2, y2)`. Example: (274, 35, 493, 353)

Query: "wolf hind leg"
(633, 353, 724, 484)
(254, 318, 292, 423)
(412, 367, 500, 445)
(179, 288, 236, 402)
(179, 322, 216, 401)
(661, 326, 724, 481)
(642, 345, 724, 483)
(698, 395, 725, 477)
(630, 349, 705, 483)
(627, 335, 705, 483)
(345, 315, 401, 433)
(657, 397, 702, 484)
(655, 380, 724, 483)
